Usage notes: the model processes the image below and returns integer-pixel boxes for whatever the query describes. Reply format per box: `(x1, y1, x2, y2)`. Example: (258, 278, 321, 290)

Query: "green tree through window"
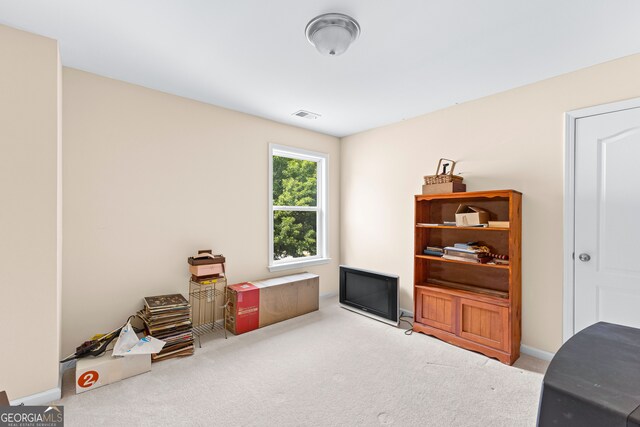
(272, 156, 318, 260)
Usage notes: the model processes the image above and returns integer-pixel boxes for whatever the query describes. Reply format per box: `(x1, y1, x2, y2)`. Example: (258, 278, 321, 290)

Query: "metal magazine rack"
(188, 261, 228, 347)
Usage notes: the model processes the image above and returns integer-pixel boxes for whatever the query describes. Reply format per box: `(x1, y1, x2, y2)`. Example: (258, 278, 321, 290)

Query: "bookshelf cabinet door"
(458, 298, 509, 351)
(415, 288, 456, 333)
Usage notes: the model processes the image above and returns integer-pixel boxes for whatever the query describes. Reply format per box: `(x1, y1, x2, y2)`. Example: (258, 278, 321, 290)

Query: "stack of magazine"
(138, 294, 194, 362)
(442, 243, 492, 264)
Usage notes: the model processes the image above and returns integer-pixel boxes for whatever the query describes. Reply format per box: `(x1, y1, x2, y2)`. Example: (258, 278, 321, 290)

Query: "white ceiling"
(2, 1, 640, 137)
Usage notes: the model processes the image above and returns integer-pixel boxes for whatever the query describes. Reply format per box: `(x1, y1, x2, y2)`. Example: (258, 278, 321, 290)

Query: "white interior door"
(574, 107, 640, 333)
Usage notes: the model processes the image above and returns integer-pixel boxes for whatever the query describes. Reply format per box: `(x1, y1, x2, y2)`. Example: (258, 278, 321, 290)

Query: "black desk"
(538, 322, 640, 426)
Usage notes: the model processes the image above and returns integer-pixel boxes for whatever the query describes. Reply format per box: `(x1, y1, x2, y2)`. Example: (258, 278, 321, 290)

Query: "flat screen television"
(339, 266, 399, 326)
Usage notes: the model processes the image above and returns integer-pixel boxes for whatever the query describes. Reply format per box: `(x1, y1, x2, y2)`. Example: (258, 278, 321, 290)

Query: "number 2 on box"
(78, 370, 99, 388)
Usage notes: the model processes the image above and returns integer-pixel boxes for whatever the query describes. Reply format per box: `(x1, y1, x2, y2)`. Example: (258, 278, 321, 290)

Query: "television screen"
(339, 266, 398, 325)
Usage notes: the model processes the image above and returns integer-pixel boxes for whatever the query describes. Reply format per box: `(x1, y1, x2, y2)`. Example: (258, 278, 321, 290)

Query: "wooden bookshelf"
(413, 189, 522, 365)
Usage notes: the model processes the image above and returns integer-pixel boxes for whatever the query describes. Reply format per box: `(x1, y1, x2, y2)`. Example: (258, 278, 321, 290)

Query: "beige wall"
(62, 68, 340, 356)
(341, 54, 640, 353)
(0, 25, 61, 400)
(5, 22, 640, 392)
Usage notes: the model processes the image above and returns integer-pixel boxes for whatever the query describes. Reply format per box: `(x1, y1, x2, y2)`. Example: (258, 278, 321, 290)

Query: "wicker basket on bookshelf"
(424, 158, 463, 185)
(424, 174, 464, 184)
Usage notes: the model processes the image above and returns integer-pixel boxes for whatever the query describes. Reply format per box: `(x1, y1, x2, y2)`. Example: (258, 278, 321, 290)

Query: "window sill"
(268, 258, 331, 272)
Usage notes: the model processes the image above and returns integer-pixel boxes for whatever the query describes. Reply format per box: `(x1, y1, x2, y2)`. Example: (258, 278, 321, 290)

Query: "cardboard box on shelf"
(422, 182, 466, 195)
(488, 221, 510, 228)
(225, 273, 320, 335)
(75, 350, 151, 394)
(189, 263, 224, 277)
(455, 205, 490, 226)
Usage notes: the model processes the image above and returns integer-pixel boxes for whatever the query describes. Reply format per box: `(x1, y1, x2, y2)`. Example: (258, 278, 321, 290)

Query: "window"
(269, 144, 329, 271)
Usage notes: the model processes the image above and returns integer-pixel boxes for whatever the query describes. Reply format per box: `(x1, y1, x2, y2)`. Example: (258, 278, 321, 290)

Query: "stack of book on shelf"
(442, 243, 492, 264)
(423, 246, 444, 257)
(138, 294, 194, 362)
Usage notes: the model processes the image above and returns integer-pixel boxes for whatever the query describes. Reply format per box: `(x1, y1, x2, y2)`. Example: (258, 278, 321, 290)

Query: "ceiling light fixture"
(305, 13, 360, 56)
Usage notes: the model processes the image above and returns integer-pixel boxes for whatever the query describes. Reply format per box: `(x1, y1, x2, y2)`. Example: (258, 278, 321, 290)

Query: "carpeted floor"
(58, 297, 547, 426)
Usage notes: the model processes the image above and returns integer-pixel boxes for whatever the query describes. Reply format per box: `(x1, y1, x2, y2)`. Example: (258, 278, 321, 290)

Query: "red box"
(225, 282, 259, 335)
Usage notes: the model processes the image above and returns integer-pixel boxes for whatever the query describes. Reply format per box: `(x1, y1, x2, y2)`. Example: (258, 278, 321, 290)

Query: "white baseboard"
(10, 387, 61, 406)
(320, 291, 337, 299)
(520, 344, 555, 361)
(10, 359, 76, 405)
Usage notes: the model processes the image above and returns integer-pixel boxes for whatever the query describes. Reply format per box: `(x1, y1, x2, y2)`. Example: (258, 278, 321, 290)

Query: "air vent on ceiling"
(292, 110, 321, 119)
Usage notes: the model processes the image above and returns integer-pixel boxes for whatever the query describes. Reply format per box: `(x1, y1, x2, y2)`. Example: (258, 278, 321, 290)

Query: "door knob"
(578, 253, 591, 262)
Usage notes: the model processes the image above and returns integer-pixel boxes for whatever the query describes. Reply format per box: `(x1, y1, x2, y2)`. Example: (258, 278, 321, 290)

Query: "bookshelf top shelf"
(415, 189, 521, 201)
(416, 224, 509, 231)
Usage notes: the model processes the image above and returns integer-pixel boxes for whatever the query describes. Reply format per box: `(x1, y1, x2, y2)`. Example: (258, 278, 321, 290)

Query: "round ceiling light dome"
(305, 13, 360, 56)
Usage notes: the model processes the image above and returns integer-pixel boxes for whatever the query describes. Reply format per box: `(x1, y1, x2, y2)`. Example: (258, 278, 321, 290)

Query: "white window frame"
(268, 143, 329, 272)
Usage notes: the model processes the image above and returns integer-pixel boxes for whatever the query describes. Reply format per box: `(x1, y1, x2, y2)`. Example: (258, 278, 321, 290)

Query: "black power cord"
(399, 312, 414, 335)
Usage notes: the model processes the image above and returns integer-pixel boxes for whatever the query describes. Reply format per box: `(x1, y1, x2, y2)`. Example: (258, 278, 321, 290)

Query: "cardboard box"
(488, 221, 510, 228)
(422, 182, 466, 195)
(254, 273, 319, 328)
(189, 263, 224, 277)
(225, 273, 319, 335)
(455, 205, 490, 226)
(75, 350, 151, 394)
(225, 282, 260, 335)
